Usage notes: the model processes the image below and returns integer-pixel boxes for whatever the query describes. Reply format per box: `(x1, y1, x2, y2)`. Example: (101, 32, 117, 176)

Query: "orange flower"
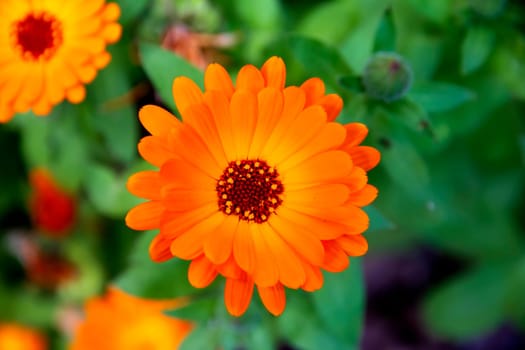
(0, 0, 121, 122)
(70, 288, 193, 350)
(29, 168, 76, 237)
(0, 323, 47, 350)
(126, 56, 380, 316)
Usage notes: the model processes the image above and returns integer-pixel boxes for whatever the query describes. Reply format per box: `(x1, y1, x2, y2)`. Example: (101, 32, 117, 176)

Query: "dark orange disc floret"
(12, 12, 63, 61)
(216, 159, 284, 223)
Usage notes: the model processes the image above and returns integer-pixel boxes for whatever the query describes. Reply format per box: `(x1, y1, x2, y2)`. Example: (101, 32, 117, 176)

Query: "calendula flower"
(126, 56, 380, 316)
(0, 323, 47, 350)
(0, 0, 121, 122)
(70, 288, 193, 350)
(29, 168, 76, 237)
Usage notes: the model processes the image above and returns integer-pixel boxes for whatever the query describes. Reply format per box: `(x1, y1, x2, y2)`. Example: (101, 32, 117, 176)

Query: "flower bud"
(362, 52, 413, 103)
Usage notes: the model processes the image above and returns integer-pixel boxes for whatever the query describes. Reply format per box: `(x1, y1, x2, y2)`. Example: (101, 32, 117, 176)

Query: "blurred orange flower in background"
(69, 287, 193, 350)
(0, 0, 122, 122)
(126, 56, 380, 316)
(0, 323, 47, 350)
(29, 168, 76, 237)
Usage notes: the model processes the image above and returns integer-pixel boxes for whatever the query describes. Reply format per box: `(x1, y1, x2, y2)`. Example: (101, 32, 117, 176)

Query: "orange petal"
(102, 23, 122, 43)
(295, 205, 370, 235)
(182, 103, 228, 165)
(160, 158, 214, 191)
(318, 94, 343, 121)
(66, 85, 86, 104)
(149, 234, 174, 262)
(203, 215, 239, 265)
(167, 124, 222, 178)
(138, 136, 176, 167)
(301, 262, 324, 292)
(235, 64, 264, 93)
(127, 171, 162, 199)
(347, 146, 380, 171)
(278, 122, 346, 173)
(160, 203, 217, 240)
(269, 215, 324, 266)
(321, 241, 349, 272)
(301, 77, 325, 106)
(261, 56, 286, 90)
(248, 87, 283, 158)
(188, 255, 218, 288)
(204, 63, 234, 97)
(259, 223, 305, 289)
(125, 201, 164, 230)
(102, 2, 121, 21)
(285, 184, 349, 209)
(336, 234, 368, 256)
(250, 224, 279, 287)
(277, 206, 347, 240)
(283, 150, 352, 185)
(172, 77, 203, 117)
(232, 222, 256, 274)
(203, 90, 236, 160)
(259, 87, 305, 160)
(93, 51, 111, 69)
(139, 105, 180, 137)
(217, 254, 243, 279)
(224, 274, 254, 317)
(346, 184, 378, 207)
(230, 89, 257, 159)
(340, 166, 368, 193)
(344, 123, 369, 148)
(257, 283, 286, 316)
(162, 188, 215, 211)
(268, 105, 327, 165)
(170, 213, 224, 260)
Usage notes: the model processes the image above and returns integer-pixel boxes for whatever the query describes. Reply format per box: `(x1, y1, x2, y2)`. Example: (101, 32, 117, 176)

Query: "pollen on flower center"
(11, 12, 63, 61)
(216, 159, 284, 223)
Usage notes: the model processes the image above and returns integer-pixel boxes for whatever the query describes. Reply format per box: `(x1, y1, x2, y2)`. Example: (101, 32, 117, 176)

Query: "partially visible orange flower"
(0, 323, 47, 350)
(0, 0, 122, 122)
(126, 56, 380, 317)
(29, 168, 76, 237)
(70, 288, 193, 350)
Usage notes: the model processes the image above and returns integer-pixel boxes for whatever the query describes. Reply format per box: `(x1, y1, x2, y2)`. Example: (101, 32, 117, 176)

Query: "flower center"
(216, 160, 284, 223)
(11, 12, 63, 61)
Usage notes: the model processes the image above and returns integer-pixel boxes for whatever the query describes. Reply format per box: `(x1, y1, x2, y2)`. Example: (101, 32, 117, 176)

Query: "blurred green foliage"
(1, 0, 524, 348)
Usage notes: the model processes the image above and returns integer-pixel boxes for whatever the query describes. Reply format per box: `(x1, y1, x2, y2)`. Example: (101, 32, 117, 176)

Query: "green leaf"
(180, 326, 218, 350)
(386, 98, 432, 135)
(364, 206, 395, 233)
(311, 260, 364, 348)
(278, 292, 352, 350)
(505, 256, 525, 329)
(115, 258, 195, 299)
(339, 0, 390, 73)
(17, 113, 51, 168)
(408, 82, 475, 113)
(139, 42, 204, 113)
(461, 26, 495, 75)
(234, 0, 281, 29)
(116, 0, 149, 25)
(378, 132, 430, 196)
(165, 298, 216, 322)
(115, 230, 195, 299)
(423, 263, 509, 340)
(88, 42, 139, 164)
(84, 164, 140, 217)
(297, 1, 358, 45)
(287, 35, 353, 91)
(0, 287, 57, 328)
